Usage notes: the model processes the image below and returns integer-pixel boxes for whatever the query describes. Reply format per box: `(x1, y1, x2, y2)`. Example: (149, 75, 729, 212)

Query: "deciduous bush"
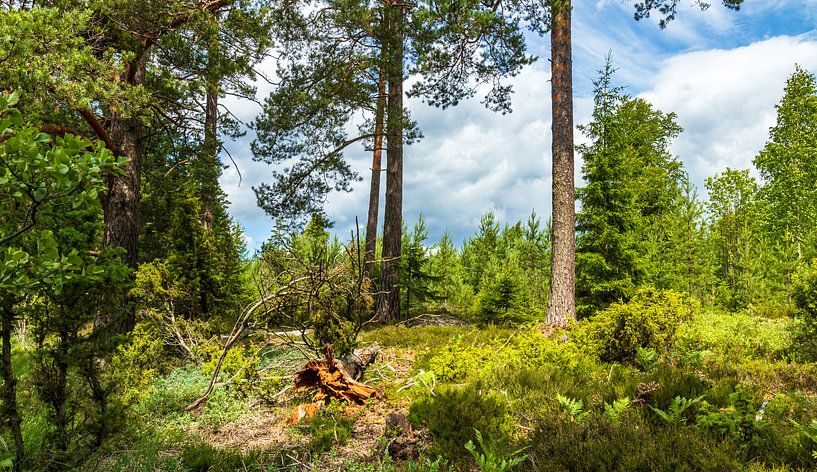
(790, 259, 817, 361)
(577, 287, 696, 362)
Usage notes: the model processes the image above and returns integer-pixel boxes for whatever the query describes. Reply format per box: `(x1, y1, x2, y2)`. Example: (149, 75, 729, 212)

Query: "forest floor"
(56, 307, 817, 471)
(188, 345, 425, 469)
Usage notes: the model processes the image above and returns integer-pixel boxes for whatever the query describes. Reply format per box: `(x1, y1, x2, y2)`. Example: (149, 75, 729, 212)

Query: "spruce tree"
(576, 59, 683, 316)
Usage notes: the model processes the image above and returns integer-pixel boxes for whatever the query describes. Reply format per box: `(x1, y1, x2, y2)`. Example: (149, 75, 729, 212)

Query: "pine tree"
(461, 211, 501, 294)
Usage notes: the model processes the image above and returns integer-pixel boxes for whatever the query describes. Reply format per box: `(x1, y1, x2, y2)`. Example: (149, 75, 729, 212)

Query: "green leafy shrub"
(110, 321, 168, 405)
(421, 326, 597, 385)
(577, 287, 697, 362)
(790, 419, 817, 461)
(791, 259, 817, 361)
(603, 397, 631, 424)
(634, 347, 658, 371)
(465, 429, 528, 472)
(555, 394, 590, 422)
(692, 387, 796, 464)
(649, 395, 704, 426)
(409, 383, 515, 460)
(676, 310, 791, 362)
(640, 367, 710, 411)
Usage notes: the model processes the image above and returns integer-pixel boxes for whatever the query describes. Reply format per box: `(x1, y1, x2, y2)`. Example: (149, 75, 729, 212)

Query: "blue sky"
(219, 0, 817, 252)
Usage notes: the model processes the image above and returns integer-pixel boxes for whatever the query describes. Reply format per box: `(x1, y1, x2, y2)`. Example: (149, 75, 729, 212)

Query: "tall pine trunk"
(97, 56, 147, 334)
(1, 300, 24, 472)
(378, 3, 404, 323)
(364, 61, 387, 276)
(201, 15, 222, 231)
(546, 2, 576, 325)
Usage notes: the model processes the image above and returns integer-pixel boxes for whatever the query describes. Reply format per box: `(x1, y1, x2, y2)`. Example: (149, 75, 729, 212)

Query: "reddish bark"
(365, 65, 387, 276)
(546, 2, 576, 326)
(378, 3, 405, 324)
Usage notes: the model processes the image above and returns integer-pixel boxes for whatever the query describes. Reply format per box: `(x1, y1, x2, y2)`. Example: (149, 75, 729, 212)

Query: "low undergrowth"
(9, 289, 817, 471)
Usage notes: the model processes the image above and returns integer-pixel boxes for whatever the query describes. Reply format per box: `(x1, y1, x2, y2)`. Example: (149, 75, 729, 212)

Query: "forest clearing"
(3, 0, 817, 471)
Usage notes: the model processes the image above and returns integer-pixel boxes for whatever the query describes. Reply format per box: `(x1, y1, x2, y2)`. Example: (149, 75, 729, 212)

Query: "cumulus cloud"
(639, 34, 817, 190)
(217, 1, 817, 250)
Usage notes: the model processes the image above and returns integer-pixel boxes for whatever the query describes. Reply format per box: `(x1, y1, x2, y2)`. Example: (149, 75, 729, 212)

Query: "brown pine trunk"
(1, 300, 24, 472)
(377, 3, 404, 324)
(546, 2, 576, 326)
(201, 15, 222, 231)
(364, 63, 387, 276)
(203, 80, 219, 224)
(98, 56, 147, 334)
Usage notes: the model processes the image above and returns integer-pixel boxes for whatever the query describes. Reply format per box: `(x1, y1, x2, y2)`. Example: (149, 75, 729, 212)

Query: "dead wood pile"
(292, 343, 379, 405)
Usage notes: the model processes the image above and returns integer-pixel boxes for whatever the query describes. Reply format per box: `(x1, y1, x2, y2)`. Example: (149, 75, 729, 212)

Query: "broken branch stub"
(293, 344, 377, 405)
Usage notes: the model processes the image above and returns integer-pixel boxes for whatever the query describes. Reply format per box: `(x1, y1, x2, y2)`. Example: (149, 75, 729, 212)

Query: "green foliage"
(258, 218, 372, 357)
(790, 419, 817, 461)
(705, 168, 767, 310)
(339, 455, 450, 472)
(0, 91, 131, 468)
(179, 442, 262, 472)
(648, 395, 704, 426)
(409, 384, 515, 460)
(359, 325, 471, 350)
(400, 215, 441, 318)
(138, 127, 250, 328)
(530, 413, 741, 471)
(477, 270, 523, 324)
(576, 58, 686, 317)
(678, 309, 792, 361)
(110, 322, 168, 405)
(791, 259, 817, 361)
(634, 347, 658, 371)
(603, 397, 631, 424)
(0, 91, 122, 291)
(138, 367, 244, 429)
(298, 401, 356, 454)
(555, 394, 590, 422)
(464, 429, 528, 472)
(578, 288, 696, 362)
(458, 211, 550, 319)
(420, 326, 594, 385)
(754, 66, 817, 263)
(694, 387, 781, 463)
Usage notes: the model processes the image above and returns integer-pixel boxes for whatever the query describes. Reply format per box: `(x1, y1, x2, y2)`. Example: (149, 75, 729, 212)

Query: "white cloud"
(639, 34, 817, 190)
(217, 0, 817, 250)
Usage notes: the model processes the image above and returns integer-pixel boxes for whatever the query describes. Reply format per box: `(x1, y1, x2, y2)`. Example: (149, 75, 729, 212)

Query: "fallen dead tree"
(185, 224, 377, 412)
(292, 344, 378, 405)
(287, 344, 379, 424)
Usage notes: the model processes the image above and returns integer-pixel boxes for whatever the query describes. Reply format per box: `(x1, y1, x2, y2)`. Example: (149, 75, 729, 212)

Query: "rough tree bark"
(546, 1, 576, 326)
(95, 2, 231, 334)
(202, 13, 222, 231)
(378, 2, 404, 324)
(96, 55, 147, 334)
(0, 301, 24, 472)
(364, 63, 387, 276)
